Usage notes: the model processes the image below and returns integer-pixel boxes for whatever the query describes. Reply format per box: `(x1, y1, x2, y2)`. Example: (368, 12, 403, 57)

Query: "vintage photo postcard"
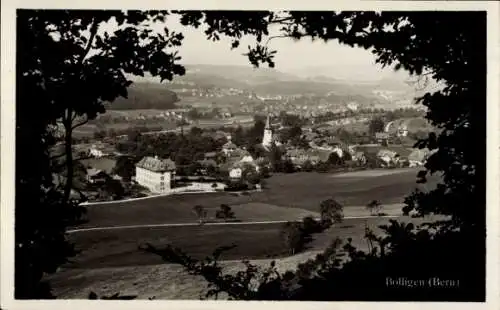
(1, 0, 499, 310)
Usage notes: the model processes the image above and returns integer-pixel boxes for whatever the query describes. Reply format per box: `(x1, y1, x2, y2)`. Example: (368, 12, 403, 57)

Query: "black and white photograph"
(1, 1, 499, 309)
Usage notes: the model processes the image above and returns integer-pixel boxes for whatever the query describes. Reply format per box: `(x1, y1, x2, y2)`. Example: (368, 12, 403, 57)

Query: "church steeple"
(262, 114, 273, 149)
(265, 114, 271, 130)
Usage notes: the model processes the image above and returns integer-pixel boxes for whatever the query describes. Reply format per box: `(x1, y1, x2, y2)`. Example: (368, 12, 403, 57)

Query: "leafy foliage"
(16, 9, 189, 297)
(112, 156, 136, 182)
(369, 117, 385, 136)
(319, 198, 344, 225)
(327, 152, 343, 167)
(280, 222, 310, 255)
(116, 130, 224, 167)
(101, 179, 125, 200)
(301, 216, 324, 234)
(366, 200, 383, 216)
(215, 204, 236, 220)
(193, 205, 207, 223)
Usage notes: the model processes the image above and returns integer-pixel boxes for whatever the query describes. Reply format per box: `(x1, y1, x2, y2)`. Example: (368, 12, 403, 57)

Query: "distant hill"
(171, 64, 379, 98)
(178, 64, 414, 99)
(119, 64, 425, 110)
(252, 80, 350, 96)
(105, 82, 180, 110)
(183, 64, 301, 85)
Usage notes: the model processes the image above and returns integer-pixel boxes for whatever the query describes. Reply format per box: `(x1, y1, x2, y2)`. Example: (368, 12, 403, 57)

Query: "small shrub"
(366, 200, 383, 216)
(302, 216, 322, 234)
(280, 222, 308, 255)
(215, 210, 225, 219)
(216, 204, 235, 220)
(224, 181, 249, 192)
(320, 199, 344, 225)
(192, 205, 207, 223)
(320, 218, 333, 229)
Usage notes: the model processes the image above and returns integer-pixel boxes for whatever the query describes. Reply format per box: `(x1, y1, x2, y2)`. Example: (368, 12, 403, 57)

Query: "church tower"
(262, 114, 273, 149)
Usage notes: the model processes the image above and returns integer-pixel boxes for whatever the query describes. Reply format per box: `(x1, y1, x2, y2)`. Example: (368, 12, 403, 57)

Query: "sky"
(101, 13, 413, 82)
(162, 15, 412, 82)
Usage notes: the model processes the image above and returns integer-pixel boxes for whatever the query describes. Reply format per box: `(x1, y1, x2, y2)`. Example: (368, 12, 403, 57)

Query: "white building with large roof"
(135, 156, 176, 193)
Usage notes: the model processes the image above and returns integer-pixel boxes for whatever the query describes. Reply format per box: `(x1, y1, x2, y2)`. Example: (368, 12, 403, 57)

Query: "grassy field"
(80, 158, 116, 173)
(49, 168, 441, 298)
(65, 215, 438, 270)
(67, 223, 287, 269)
(78, 168, 439, 229)
(73, 121, 178, 138)
(49, 215, 442, 299)
(328, 121, 369, 132)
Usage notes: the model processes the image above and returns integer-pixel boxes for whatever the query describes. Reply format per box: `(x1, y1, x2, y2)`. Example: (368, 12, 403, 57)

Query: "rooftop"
(86, 168, 104, 177)
(197, 159, 217, 167)
(136, 156, 176, 172)
(222, 141, 237, 149)
(204, 152, 218, 158)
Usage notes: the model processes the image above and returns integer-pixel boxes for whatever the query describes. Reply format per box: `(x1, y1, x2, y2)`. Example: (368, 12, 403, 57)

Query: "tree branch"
(50, 152, 67, 161)
(268, 16, 295, 24)
(71, 116, 89, 130)
(421, 69, 437, 77)
(81, 18, 99, 64)
(264, 35, 291, 46)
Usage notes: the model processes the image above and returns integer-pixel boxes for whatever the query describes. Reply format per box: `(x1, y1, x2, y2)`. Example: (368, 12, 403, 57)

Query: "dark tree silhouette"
(327, 152, 343, 167)
(112, 156, 136, 182)
(319, 198, 344, 226)
(102, 179, 125, 200)
(366, 200, 383, 216)
(280, 222, 308, 255)
(215, 204, 235, 220)
(369, 117, 385, 136)
(193, 205, 207, 223)
(16, 9, 185, 298)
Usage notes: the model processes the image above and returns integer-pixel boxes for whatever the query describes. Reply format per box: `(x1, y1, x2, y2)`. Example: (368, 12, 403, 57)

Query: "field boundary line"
(80, 189, 263, 206)
(67, 215, 400, 234)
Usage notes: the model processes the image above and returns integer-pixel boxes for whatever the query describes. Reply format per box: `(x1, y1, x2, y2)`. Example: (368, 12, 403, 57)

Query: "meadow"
(47, 168, 441, 299)
(77, 168, 438, 229)
(49, 215, 441, 299)
(66, 215, 438, 270)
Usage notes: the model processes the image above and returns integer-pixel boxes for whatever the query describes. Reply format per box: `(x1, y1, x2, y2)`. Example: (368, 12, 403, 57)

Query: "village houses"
(222, 136, 238, 156)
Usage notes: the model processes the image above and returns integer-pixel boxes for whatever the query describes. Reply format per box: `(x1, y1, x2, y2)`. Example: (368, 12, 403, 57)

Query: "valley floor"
(46, 168, 442, 299)
(49, 215, 441, 299)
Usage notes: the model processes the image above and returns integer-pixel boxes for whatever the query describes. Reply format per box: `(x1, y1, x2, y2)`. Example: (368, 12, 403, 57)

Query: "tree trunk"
(63, 111, 74, 202)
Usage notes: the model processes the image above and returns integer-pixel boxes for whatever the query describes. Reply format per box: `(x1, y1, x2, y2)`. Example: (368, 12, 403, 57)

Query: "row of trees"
(192, 204, 236, 223)
(192, 198, 346, 257)
(93, 125, 167, 140)
(279, 199, 346, 256)
(281, 199, 389, 257)
(116, 129, 226, 167)
(314, 107, 425, 126)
